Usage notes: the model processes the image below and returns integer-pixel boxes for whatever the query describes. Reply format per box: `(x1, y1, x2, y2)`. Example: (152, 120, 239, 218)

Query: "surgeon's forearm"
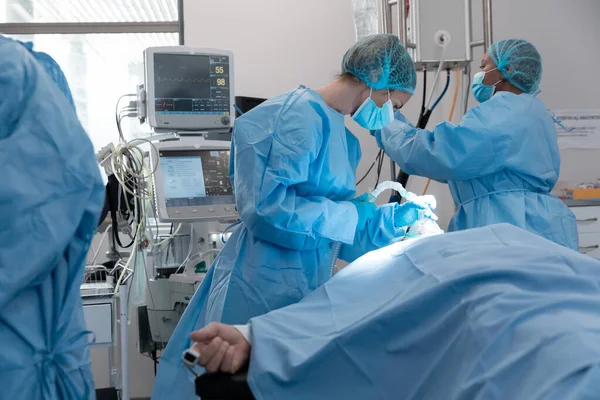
(244, 197, 359, 250)
(379, 110, 495, 182)
(376, 125, 419, 172)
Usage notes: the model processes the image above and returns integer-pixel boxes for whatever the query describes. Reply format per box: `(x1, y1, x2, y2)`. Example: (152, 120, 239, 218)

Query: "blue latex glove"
(350, 194, 377, 231)
(394, 201, 431, 228)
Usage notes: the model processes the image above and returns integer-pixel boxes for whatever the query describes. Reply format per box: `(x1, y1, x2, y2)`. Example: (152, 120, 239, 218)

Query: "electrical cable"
(115, 94, 136, 142)
(420, 67, 427, 113)
(107, 178, 135, 250)
(112, 210, 142, 294)
(108, 140, 153, 250)
(152, 343, 158, 375)
(105, 137, 180, 296)
(172, 227, 195, 275)
(424, 45, 448, 110)
(90, 225, 111, 265)
(357, 148, 384, 186)
(109, 138, 176, 248)
(448, 67, 461, 123)
(234, 104, 244, 116)
(375, 149, 385, 187)
(356, 157, 378, 186)
(430, 69, 451, 112)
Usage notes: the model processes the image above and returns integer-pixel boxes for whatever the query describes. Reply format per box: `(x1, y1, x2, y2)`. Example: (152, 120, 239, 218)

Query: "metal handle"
(482, 0, 493, 49)
(397, 0, 408, 47)
(469, 0, 493, 49)
(465, 0, 473, 61)
(411, 0, 420, 60)
(580, 245, 600, 251)
(380, 0, 392, 35)
(576, 217, 598, 223)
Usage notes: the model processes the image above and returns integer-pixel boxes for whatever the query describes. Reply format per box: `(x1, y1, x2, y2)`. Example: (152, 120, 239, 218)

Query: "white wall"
(184, 0, 356, 99)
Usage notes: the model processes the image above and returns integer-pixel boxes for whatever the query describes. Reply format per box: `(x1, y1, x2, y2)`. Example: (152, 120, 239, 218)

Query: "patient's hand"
(190, 322, 251, 374)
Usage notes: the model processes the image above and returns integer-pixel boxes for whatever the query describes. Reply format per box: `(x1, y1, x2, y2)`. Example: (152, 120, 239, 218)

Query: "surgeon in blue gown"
(374, 39, 578, 250)
(153, 34, 430, 399)
(192, 224, 600, 400)
(0, 37, 104, 399)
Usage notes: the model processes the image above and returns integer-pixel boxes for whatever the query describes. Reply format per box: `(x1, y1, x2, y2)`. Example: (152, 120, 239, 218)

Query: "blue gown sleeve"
(375, 107, 506, 182)
(339, 202, 424, 263)
(233, 105, 359, 251)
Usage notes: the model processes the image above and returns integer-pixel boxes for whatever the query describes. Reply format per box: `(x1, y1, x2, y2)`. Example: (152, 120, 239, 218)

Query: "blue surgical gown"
(376, 92, 578, 250)
(247, 224, 600, 399)
(0, 37, 104, 399)
(153, 86, 424, 399)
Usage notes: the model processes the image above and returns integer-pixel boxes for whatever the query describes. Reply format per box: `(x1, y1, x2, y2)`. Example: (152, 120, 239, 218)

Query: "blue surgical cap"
(488, 39, 542, 94)
(19, 41, 76, 109)
(342, 33, 416, 94)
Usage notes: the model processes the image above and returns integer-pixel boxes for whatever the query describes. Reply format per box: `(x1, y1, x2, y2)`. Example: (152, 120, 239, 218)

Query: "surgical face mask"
(471, 68, 502, 103)
(352, 89, 394, 130)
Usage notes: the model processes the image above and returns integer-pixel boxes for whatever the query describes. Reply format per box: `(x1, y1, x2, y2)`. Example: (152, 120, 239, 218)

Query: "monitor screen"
(153, 53, 230, 116)
(158, 149, 234, 207)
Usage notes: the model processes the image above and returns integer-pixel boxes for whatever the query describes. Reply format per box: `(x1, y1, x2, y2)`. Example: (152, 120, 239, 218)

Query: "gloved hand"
(393, 201, 437, 228)
(350, 194, 377, 231)
(399, 192, 437, 221)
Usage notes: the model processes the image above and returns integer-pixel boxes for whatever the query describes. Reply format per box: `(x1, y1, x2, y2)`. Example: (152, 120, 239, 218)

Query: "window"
(0, 0, 183, 150)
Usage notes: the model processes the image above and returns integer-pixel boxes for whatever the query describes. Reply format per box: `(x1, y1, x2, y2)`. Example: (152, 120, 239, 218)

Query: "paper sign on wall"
(553, 110, 600, 150)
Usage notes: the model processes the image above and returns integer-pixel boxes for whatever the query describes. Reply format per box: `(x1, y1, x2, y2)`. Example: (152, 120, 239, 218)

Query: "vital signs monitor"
(144, 46, 235, 132)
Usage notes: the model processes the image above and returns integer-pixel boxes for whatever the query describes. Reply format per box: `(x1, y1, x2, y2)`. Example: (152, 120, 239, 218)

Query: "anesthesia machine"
(91, 46, 241, 371)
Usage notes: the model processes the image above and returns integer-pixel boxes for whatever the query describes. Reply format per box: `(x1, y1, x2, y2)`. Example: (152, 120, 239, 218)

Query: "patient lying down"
(190, 224, 600, 400)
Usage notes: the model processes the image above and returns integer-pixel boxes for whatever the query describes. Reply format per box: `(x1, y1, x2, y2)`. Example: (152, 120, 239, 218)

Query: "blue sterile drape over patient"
(246, 224, 600, 400)
(0, 36, 104, 399)
(375, 92, 578, 250)
(153, 86, 426, 399)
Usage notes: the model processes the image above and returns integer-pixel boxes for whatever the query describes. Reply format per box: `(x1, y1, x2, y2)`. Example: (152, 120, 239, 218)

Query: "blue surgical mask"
(352, 89, 394, 130)
(471, 68, 502, 103)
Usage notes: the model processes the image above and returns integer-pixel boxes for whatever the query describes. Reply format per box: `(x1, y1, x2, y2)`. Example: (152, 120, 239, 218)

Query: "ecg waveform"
(156, 77, 211, 84)
(156, 99, 174, 111)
